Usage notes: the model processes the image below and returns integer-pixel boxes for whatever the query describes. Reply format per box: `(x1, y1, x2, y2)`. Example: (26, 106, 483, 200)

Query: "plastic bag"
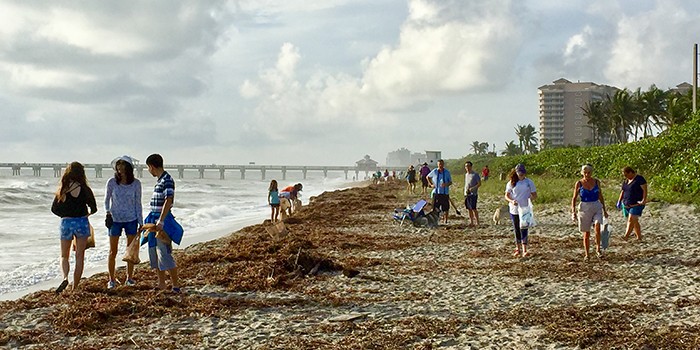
(517, 200, 536, 229)
(600, 216, 611, 250)
(122, 235, 141, 264)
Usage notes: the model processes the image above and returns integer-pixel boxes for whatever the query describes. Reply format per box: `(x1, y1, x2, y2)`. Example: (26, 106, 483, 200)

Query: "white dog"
(492, 205, 510, 225)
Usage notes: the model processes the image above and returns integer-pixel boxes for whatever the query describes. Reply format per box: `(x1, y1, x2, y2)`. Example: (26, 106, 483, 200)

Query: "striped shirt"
(150, 171, 175, 214)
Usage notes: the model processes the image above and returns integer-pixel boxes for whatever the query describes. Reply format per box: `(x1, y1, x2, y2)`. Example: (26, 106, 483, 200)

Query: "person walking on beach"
(419, 162, 431, 196)
(104, 156, 143, 289)
(426, 159, 453, 225)
(51, 162, 98, 293)
(481, 165, 490, 181)
(406, 165, 417, 194)
(144, 154, 181, 292)
(505, 164, 537, 258)
(617, 166, 647, 241)
(268, 179, 281, 222)
(571, 164, 608, 261)
(464, 161, 481, 227)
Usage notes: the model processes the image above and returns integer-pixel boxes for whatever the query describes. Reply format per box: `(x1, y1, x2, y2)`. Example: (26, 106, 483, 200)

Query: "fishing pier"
(0, 163, 403, 181)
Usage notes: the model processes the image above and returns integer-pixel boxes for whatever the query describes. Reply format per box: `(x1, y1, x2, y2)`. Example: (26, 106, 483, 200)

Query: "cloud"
(239, 0, 524, 142)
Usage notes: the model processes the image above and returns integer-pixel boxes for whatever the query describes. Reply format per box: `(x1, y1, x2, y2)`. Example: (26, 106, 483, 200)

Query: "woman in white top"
(505, 164, 537, 258)
(104, 156, 143, 289)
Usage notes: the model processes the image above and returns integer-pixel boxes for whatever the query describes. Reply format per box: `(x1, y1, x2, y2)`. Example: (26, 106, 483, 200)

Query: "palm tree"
(514, 125, 527, 152)
(639, 85, 666, 137)
(581, 100, 610, 146)
(501, 141, 522, 156)
(608, 89, 636, 143)
(478, 142, 490, 155)
(470, 141, 481, 155)
(524, 124, 538, 154)
(659, 94, 691, 128)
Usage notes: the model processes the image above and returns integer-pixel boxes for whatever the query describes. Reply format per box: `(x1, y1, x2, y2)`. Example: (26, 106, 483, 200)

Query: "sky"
(0, 0, 698, 166)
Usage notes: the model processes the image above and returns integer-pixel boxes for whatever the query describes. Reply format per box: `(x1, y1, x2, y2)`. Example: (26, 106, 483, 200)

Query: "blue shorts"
(148, 239, 177, 271)
(108, 220, 139, 237)
(60, 217, 90, 241)
(464, 194, 478, 210)
(623, 205, 645, 217)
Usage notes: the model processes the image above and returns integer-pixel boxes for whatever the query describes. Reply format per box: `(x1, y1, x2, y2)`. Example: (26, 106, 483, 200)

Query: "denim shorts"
(623, 205, 645, 217)
(60, 217, 90, 241)
(148, 239, 177, 271)
(108, 219, 139, 237)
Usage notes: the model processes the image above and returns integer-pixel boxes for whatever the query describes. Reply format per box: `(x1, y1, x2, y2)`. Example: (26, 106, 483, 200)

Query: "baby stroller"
(392, 199, 440, 228)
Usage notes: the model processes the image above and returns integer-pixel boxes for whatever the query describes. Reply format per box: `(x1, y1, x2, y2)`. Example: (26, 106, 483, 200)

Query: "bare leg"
(125, 234, 136, 280)
(624, 215, 634, 240)
(108, 235, 120, 282)
(631, 215, 642, 240)
(583, 231, 590, 259)
(474, 209, 480, 226)
(157, 270, 167, 289)
(73, 236, 88, 290)
(60, 239, 72, 281)
(169, 267, 180, 289)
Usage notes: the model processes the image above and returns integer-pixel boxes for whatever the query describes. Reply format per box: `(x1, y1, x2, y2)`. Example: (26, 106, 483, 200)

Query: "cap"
(515, 163, 526, 174)
(422, 162, 428, 166)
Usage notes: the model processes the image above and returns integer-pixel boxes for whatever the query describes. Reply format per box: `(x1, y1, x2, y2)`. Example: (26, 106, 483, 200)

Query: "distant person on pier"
(268, 180, 281, 222)
(419, 163, 431, 196)
(51, 161, 98, 293)
(104, 155, 143, 289)
(143, 154, 182, 293)
(383, 169, 390, 183)
(426, 159, 453, 225)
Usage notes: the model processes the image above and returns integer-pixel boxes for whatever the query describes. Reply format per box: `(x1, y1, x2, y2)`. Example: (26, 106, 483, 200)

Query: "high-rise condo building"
(538, 78, 618, 148)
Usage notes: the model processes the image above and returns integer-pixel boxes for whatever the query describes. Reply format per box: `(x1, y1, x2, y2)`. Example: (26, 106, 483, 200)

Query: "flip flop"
(56, 279, 69, 294)
(512, 249, 521, 257)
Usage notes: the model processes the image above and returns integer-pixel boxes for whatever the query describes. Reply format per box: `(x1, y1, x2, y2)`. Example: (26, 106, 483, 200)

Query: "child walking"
(268, 180, 280, 222)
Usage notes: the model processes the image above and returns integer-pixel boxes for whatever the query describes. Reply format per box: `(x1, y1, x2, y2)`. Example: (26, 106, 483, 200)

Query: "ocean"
(0, 168, 354, 299)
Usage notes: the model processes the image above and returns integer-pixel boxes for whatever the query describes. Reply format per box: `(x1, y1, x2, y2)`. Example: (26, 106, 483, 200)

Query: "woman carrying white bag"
(505, 164, 537, 258)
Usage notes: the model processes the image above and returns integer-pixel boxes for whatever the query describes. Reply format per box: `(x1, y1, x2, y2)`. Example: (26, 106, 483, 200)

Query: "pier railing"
(0, 163, 407, 180)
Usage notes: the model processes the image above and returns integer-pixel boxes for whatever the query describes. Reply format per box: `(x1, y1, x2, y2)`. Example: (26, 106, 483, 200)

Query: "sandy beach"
(1, 181, 699, 349)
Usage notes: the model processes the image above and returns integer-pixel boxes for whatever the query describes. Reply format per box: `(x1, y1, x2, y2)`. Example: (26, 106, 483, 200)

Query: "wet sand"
(1, 181, 699, 349)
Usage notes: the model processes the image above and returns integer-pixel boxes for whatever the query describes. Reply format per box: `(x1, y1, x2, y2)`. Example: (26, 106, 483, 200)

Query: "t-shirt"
(269, 190, 280, 204)
(150, 171, 175, 214)
(464, 171, 481, 195)
(427, 168, 452, 195)
(621, 175, 646, 206)
(51, 185, 98, 218)
(419, 166, 431, 178)
(505, 178, 536, 215)
(105, 178, 143, 224)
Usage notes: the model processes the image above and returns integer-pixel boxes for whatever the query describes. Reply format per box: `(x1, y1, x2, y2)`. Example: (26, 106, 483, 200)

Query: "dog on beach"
(492, 204, 510, 225)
